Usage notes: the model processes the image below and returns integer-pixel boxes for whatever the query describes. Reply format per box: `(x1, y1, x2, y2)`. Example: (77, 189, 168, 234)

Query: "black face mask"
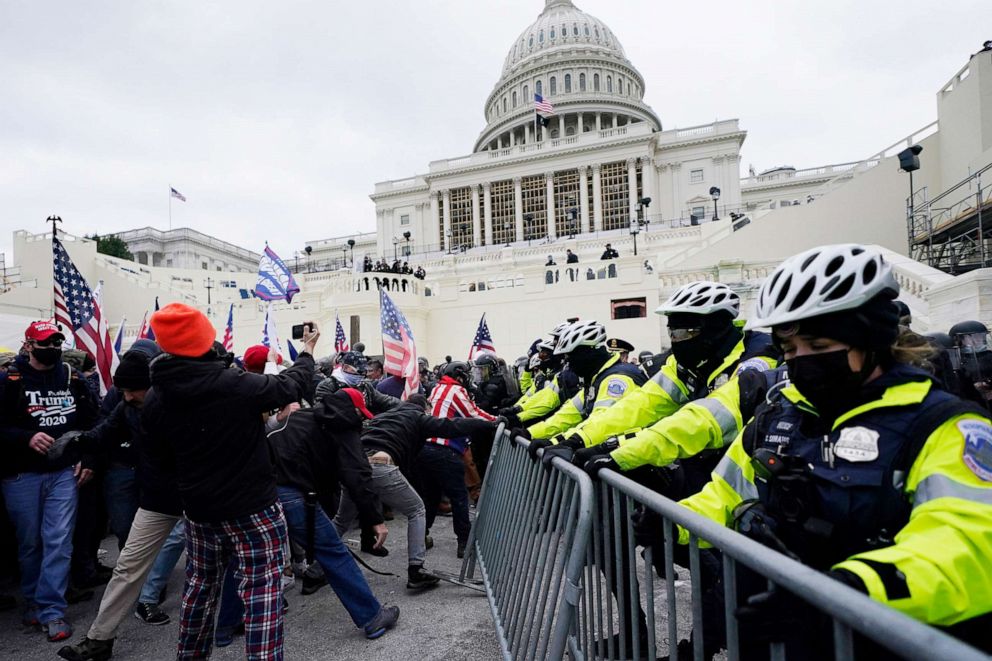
(567, 348, 608, 380)
(785, 349, 865, 417)
(32, 347, 62, 367)
(671, 336, 710, 371)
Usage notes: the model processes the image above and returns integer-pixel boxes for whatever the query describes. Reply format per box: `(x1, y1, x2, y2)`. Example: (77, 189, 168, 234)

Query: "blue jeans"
(104, 466, 139, 550)
(1, 467, 77, 623)
(215, 559, 242, 633)
(417, 444, 472, 543)
(277, 486, 380, 628)
(138, 519, 185, 605)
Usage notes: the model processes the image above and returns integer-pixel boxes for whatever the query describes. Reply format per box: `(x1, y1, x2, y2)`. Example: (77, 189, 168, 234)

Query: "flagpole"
(168, 186, 172, 231)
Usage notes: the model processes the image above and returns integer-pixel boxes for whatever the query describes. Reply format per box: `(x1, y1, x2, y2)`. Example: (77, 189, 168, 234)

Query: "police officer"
(471, 353, 509, 415)
(522, 323, 646, 453)
(606, 337, 635, 363)
(676, 244, 992, 655)
(502, 321, 580, 426)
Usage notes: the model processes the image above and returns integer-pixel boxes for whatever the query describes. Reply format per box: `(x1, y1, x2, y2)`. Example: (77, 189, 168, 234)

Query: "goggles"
(668, 327, 702, 343)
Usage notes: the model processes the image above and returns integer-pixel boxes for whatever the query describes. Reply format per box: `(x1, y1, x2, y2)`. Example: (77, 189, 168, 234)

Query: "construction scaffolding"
(908, 162, 992, 273)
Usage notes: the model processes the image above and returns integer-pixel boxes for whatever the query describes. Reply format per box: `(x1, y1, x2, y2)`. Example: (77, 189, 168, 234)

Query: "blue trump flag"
(254, 245, 300, 303)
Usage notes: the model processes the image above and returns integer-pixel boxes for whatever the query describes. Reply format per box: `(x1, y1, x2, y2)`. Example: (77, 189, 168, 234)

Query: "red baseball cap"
(25, 320, 65, 343)
(340, 387, 374, 419)
(242, 344, 282, 373)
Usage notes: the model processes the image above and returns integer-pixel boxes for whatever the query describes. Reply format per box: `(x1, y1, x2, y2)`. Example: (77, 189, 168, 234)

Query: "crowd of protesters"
(361, 257, 426, 280)
(0, 307, 514, 661)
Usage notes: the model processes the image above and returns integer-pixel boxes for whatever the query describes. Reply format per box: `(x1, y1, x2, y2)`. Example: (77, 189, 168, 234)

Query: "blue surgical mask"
(333, 368, 362, 387)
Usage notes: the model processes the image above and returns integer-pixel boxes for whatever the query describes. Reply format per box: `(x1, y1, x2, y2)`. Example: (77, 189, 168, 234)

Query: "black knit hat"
(113, 350, 151, 390)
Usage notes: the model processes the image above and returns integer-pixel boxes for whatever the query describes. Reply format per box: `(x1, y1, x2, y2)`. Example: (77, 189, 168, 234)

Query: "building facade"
(115, 226, 261, 273)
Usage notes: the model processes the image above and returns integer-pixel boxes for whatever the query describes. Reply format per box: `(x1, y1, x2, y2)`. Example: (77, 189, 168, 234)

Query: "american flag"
(113, 315, 126, 357)
(468, 314, 496, 360)
(222, 303, 234, 352)
(334, 313, 349, 353)
(137, 297, 159, 340)
(535, 93, 554, 115)
(52, 238, 116, 395)
(379, 289, 420, 400)
(170, 187, 186, 202)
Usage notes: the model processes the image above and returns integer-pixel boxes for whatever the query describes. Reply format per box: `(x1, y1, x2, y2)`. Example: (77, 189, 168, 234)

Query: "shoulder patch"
(959, 418, 992, 482)
(736, 357, 771, 375)
(606, 379, 627, 398)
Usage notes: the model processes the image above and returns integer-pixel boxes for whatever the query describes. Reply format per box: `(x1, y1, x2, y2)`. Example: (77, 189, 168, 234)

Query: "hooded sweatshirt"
(142, 351, 314, 522)
(0, 355, 97, 477)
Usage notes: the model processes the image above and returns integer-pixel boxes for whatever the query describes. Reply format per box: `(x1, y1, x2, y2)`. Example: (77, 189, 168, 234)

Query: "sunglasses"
(668, 328, 702, 343)
(29, 339, 63, 348)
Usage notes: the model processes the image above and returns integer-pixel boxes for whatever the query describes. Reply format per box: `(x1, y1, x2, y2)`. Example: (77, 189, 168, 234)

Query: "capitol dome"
(475, 0, 661, 152)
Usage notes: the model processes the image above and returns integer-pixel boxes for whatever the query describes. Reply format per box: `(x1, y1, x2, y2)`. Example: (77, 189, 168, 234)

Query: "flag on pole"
(113, 315, 127, 357)
(379, 289, 420, 400)
(221, 303, 234, 353)
(137, 298, 160, 340)
(334, 313, 349, 353)
(170, 187, 187, 202)
(286, 339, 299, 361)
(535, 93, 554, 114)
(261, 302, 284, 358)
(52, 238, 116, 395)
(468, 314, 496, 360)
(254, 245, 300, 303)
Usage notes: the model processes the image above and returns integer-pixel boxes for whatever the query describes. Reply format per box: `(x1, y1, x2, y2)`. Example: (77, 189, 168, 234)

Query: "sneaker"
(361, 543, 389, 558)
(58, 636, 115, 661)
(300, 573, 327, 596)
(363, 604, 400, 639)
(45, 618, 73, 642)
(456, 541, 467, 559)
(424, 534, 434, 550)
(406, 566, 441, 591)
(134, 602, 170, 626)
(22, 603, 40, 627)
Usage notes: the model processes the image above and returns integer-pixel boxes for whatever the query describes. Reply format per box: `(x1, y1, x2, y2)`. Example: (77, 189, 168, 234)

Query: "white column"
(595, 113, 602, 131)
(558, 115, 565, 138)
(545, 172, 556, 240)
(429, 192, 439, 250)
(592, 164, 603, 232)
(525, 122, 532, 144)
(671, 162, 683, 220)
(578, 166, 590, 233)
(442, 190, 452, 252)
(471, 185, 481, 247)
(513, 177, 524, 242)
(642, 157, 657, 224)
(627, 158, 639, 220)
(483, 182, 493, 246)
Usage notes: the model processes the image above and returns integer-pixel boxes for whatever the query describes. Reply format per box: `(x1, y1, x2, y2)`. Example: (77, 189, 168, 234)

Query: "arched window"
(594, 26, 600, 39)
(593, 73, 600, 91)
(607, 75, 613, 93)
(512, 91, 517, 107)
(536, 80, 542, 96)
(618, 79, 623, 95)
(584, 24, 590, 36)
(523, 84, 529, 101)
(564, 74, 571, 93)
(551, 129, 559, 139)
(550, 76, 556, 96)
(579, 73, 586, 91)
(573, 24, 579, 36)
(502, 97, 507, 113)
(566, 126, 575, 136)
(550, 28, 555, 40)
(539, 30, 544, 43)
(529, 35, 534, 48)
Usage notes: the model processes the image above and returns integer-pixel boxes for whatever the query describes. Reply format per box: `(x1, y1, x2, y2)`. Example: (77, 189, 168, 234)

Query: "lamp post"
(524, 213, 534, 242)
(47, 215, 63, 239)
(637, 196, 652, 229)
(630, 217, 641, 256)
(392, 237, 399, 261)
(304, 245, 313, 272)
(347, 238, 356, 267)
(709, 187, 721, 221)
(402, 231, 411, 257)
(445, 229, 453, 254)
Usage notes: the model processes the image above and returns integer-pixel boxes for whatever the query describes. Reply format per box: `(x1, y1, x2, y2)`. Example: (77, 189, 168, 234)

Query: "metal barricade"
(461, 428, 594, 661)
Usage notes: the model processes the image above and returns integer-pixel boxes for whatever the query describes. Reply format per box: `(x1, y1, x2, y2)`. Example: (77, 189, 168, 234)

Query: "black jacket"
(143, 352, 314, 523)
(361, 401, 497, 472)
(474, 376, 510, 415)
(82, 398, 181, 516)
(0, 356, 98, 477)
(268, 393, 383, 529)
(97, 388, 138, 468)
(318, 376, 401, 415)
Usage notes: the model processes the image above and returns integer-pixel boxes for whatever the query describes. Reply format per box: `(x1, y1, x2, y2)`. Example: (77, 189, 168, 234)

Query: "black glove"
(541, 445, 576, 470)
(571, 438, 618, 469)
(47, 430, 84, 460)
(511, 427, 532, 442)
(527, 438, 552, 461)
(584, 454, 619, 478)
(498, 406, 521, 418)
(501, 410, 522, 428)
(827, 568, 867, 593)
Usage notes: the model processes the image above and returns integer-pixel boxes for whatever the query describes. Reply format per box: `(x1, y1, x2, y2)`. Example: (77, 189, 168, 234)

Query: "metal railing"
(460, 427, 593, 661)
(465, 430, 988, 660)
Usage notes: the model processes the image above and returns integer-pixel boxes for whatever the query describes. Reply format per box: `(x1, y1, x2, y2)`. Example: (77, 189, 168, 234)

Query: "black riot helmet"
(472, 353, 499, 383)
(949, 321, 990, 354)
(441, 360, 472, 386)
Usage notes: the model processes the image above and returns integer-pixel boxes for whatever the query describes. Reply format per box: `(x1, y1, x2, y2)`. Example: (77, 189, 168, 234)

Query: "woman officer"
(676, 243, 992, 657)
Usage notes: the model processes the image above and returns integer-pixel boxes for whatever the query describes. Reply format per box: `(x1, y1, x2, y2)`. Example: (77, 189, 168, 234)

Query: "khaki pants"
(88, 508, 181, 640)
(463, 448, 482, 503)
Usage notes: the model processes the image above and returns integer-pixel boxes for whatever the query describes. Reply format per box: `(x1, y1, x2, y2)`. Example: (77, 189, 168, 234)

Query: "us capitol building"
(2, 1, 991, 361)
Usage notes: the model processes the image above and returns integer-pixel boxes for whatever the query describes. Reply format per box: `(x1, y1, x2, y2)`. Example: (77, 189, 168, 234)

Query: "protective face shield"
(957, 331, 990, 354)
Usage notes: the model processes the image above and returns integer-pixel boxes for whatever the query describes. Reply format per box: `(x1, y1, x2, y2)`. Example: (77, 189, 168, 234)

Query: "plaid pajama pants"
(177, 503, 287, 661)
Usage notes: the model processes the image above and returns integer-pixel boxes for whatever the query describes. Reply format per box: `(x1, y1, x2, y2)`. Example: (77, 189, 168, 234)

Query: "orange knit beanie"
(150, 303, 217, 357)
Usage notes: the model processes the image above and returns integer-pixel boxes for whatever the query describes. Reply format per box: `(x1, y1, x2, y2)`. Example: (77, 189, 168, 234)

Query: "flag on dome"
(113, 315, 126, 357)
(170, 187, 186, 202)
(379, 289, 420, 400)
(468, 314, 496, 360)
(221, 303, 235, 353)
(534, 93, 554, 115)
(52, 238, 116, 396)
(254, 245, 300, 303)
(334, 313, 349, 353)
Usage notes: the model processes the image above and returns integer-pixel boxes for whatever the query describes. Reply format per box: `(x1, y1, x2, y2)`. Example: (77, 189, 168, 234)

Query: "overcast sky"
(2, 0, 989, 262)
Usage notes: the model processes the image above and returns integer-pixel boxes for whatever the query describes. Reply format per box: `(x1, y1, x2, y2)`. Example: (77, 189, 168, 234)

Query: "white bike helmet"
(655, 281, 741, 318)
(550, 320, 573, 340)
(747, 244, 899, 330)
(554, 320, 607, 355)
